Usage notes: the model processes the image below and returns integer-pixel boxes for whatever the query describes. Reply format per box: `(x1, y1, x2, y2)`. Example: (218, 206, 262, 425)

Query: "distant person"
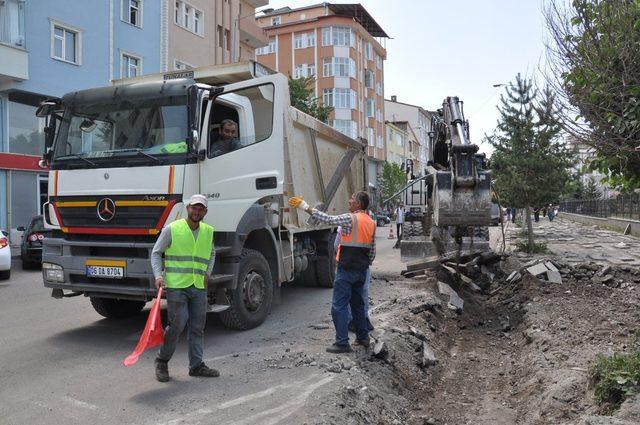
(547, 204, 555, 221)
(511, 207, 516, 223)
(210, 119, 239, 157)
(534, 207, 540, 222)
(394, 203, 405, 239)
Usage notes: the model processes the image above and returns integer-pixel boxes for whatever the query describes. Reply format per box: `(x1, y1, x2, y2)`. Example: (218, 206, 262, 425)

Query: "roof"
(327, 4, 389, 38)
(261, 2, 389, 38)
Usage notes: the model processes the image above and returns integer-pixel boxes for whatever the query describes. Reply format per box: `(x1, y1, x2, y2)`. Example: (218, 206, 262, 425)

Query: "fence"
(560, 193, 640, 221)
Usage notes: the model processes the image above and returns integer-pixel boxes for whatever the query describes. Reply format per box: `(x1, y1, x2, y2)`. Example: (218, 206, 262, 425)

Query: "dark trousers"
(157, 286, 207, 369)
(331, 267, 368, 346)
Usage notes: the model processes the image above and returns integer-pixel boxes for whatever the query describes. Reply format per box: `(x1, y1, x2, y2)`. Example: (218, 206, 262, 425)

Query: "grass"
(590, 350, 640, 414)
(515, 240, 549, 253)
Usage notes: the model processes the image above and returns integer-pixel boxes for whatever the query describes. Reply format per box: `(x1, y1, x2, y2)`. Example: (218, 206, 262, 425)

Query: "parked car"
(0, 230, 10, 279)
(19, 215, 51, 269)
(376, 212, 391, 227)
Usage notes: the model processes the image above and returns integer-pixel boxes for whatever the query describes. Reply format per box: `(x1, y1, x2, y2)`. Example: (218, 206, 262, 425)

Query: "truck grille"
(51, 195, 181, 233)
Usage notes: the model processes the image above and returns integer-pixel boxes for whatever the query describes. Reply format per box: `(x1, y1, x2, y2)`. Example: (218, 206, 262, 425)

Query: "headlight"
(42, 262, 64, 282)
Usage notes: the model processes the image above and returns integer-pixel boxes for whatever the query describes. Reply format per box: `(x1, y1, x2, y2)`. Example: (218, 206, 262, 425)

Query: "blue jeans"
(332, 267, 368, 346)
(157, 286, 207, 370)
(348, 267, 371, 322)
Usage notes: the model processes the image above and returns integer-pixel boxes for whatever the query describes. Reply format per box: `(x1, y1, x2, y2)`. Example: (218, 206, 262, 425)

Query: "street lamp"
(233, 7, 274, 62)
(492, 83, 506, 88)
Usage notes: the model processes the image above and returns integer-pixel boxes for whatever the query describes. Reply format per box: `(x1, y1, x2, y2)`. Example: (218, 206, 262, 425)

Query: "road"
(0, 229, 398, 425)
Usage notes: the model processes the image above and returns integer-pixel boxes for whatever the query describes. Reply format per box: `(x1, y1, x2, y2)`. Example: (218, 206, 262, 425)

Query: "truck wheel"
(0, 269, 10, 280)
(90, 297, 145, 319)
(219, 249, 273, 330)
(315, 232, 336, 288)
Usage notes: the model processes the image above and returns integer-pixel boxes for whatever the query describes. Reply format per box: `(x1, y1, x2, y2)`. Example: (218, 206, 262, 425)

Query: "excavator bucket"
(432, 170, 491, 227)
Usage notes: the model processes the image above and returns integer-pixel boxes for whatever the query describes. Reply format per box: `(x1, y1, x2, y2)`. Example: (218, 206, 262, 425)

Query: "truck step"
(216, 246, 232, 255)
(210, 273, 234, 284)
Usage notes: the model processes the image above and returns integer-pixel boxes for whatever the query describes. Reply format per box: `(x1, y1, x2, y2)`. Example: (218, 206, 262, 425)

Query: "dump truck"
(36, 61, 367, 329)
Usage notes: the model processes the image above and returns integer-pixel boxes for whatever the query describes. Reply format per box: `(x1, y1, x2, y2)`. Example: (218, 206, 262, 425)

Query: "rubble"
(420, 342, 437, 368)
(437, 281, 464, 312)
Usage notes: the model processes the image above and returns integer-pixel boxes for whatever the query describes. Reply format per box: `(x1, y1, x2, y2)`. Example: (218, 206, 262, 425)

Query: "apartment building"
(385, 96, 432, 176)
(254, 3, 389, 168)
(0, 0, 161, 239)
(167, 0, 269, 71)
(386, 120, 421, 175)
(385, 122, 407, 167)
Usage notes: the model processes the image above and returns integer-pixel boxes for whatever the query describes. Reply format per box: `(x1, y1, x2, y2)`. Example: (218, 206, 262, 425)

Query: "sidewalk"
(499, 216, 640, 267)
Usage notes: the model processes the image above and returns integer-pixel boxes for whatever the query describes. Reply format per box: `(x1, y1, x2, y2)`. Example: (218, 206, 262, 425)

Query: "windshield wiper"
(118, 148, 162, 164)
(56, 153, 97, 167)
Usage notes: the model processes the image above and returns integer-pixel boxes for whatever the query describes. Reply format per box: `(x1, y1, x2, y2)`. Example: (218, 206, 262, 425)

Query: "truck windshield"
(52, 95, 189, 169)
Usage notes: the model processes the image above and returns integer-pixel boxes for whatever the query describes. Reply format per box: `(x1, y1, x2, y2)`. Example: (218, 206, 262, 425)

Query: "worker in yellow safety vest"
(289, 191, 376, 353)
(151, 194, 219, 382)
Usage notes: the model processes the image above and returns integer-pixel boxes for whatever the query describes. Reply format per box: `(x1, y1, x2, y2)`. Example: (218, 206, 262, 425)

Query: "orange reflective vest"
(336, 212, 375, 270)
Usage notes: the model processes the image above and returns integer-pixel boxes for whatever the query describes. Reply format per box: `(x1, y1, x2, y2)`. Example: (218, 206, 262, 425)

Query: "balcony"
(244, 0, 269, 7)
(239, 18, 268, 48)
(0, 0, 28, 82)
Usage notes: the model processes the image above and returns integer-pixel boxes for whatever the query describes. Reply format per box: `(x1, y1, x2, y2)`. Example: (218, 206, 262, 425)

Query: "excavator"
(387, 96, 492, 258)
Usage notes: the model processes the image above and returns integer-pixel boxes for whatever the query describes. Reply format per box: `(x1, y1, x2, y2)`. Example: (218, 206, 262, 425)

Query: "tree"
(584, 177, 602, 200)
(377, 162, 406, 205)
(288, 76, 332, 123)
(486, 74, 575, 251)
(545, 0, 640, 191)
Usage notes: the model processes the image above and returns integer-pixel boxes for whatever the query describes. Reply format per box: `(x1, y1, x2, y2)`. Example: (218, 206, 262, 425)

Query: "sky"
(257, 0, 549, 153)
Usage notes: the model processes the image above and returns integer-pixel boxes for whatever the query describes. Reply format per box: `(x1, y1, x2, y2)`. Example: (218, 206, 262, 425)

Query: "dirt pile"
(313, 252, 640, 424)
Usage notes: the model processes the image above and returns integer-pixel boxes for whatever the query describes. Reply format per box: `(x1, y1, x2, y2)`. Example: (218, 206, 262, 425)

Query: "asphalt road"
(0, 229, 398, 425)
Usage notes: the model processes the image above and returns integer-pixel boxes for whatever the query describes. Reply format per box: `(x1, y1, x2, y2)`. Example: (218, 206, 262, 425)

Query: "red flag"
(123, 287, 164, 366)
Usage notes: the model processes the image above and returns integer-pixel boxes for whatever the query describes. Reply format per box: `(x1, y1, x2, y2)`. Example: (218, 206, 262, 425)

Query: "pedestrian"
(534, 207, 540, 222)
(394, 203, 405, 239)
(511, 207, 516, 223)
(152, 194, 219, 382)
(547, 203, 555, 221)
(505, 207, 511, 222)
(289, 192, 375, 353)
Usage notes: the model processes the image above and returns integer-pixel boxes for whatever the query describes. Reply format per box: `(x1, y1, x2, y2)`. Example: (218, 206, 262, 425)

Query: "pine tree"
(288, 76, 332, 123)
(486, 74, 575, 251)
(583, 178, 602, 200)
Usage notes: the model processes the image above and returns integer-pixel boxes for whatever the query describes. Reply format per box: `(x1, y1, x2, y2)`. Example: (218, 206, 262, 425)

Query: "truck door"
(199, 74, 285, 232)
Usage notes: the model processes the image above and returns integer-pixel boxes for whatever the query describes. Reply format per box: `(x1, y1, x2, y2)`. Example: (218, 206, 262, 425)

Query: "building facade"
(385, 96, 431, 175)
(0, 0, 162, 242)
(254, 3, 389, 162)
(166, 0, 268, 71)
(385, 122, 407, 167)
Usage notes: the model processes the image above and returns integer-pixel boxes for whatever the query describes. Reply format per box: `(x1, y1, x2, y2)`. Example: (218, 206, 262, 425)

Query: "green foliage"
(486, 74, 575, 209)
(288, 76, 332, 123)
(590, 350, 640, 414)
(546, 0, 640, 190)
(515, 240, 548, 254)
(377, 162, 406, 204)
(583, 177, 602, 200)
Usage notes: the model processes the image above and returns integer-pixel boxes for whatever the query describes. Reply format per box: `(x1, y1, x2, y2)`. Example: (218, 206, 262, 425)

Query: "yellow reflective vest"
(164, 219, 214, 289)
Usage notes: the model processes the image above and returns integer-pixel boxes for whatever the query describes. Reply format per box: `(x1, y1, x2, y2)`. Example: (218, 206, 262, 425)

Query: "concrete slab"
(437, 281, 464, 312)
(526, 263, 549, 277)
(546, 270, 563, 284)
(545, 262, 559, 272)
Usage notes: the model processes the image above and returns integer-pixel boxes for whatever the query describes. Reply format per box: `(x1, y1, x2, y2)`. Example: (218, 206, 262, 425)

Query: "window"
(174, 1, 203, 35)
(322, 57, 355, 78)
(271, 16, 281, 26)
(207, 84, 275, 158)
(51, 22, 80, 64)
(329, 120, 357, 139)
(364, 70, 374, 88)
(122, 0, 142, 27)
(256, 38, 276, 55)
(174, 59, 193, 70)
(224, 29, 230, 50)
(377, 134, 383, 148)
(376, 108, 382, 122)
(323, 89, 356, 109)
(321, 26, 354, 47)
(294, 32, 315, 49)
(376, 81, 382, 96)
(367, 127, 374, 146)
(8, 93, 46, 156)
(293, 63, 315, 79)
(365, 42, 373, 60)
(375, 54, 382, 69)
(366, 99, 375, 118)
(396, 133, 403, 146)
(217, 25, 223, 48)
(121, 53, 141, 78)
(0, 0, 26, 47)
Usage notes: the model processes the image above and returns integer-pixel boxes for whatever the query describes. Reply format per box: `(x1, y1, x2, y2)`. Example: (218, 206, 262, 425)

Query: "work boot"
(155, 359, 169, 382)
(326, 343, 352, 354)
(355, 337, 370, 348)
(189, 363, 220, 378)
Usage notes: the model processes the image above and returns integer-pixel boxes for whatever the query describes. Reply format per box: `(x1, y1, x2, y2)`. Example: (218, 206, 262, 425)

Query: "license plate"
(86, 260, 126, 279)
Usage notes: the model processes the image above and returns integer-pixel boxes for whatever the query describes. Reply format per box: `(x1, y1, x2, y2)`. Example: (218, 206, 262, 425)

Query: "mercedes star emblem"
(104, 173, 109, 180)
(97, 198, 116, 222)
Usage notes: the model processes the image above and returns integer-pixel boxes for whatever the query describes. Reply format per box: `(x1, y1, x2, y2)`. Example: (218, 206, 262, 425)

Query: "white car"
(0, 230, 11, 279)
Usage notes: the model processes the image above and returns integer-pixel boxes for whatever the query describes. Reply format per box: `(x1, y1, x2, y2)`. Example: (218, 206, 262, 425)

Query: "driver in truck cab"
(151, 194, 219, 382)
(210, 119, 239, 157)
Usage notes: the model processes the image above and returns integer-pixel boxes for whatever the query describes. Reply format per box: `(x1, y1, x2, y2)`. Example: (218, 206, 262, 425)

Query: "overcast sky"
(258, 0, 549, 153)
